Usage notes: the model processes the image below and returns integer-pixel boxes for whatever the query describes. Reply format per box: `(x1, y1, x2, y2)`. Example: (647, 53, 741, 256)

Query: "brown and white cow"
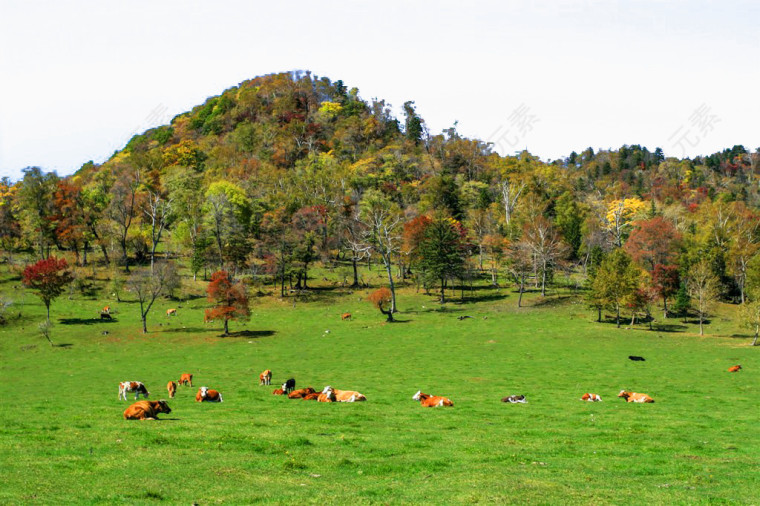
(123, 400, 171, 420)
(259, 369, 272, 386)
(326, 386, 366, 402)
(167, 381, 177, 399)
(166, 308, 177, 317)
(413, 390, 453, 407)
(341, 312, 352, 321)
(288, 387, 316, 399)
(196, 386, 223, 402)
(580, 393, 602, 402)
(501, 395, 527, 404)
(317, 387, 336, 402)
(618, 390, 654, 403)
(728, 365, 742, 372)
(272, 388, 285, 395)
(102, 305, 111, 314)
(118, 381, 150, 401)
(178, 373, 193, 387)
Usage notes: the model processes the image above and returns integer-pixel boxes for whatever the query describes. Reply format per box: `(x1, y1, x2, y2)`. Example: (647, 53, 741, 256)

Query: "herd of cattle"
(119, 363, 744, 420)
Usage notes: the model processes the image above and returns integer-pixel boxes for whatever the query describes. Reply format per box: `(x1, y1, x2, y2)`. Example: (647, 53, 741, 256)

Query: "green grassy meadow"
(1, 268, 758, 504)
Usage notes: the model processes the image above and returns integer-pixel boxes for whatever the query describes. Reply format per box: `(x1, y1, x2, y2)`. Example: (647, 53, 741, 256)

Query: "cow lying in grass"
(501, 395, 527, 403)
(196, 386, 223, 402)
(302, 392, 320, 401)
(288, 387, 316, 399)
(123, 400, 171, 420)
(167, 381, 177, 398)
(259, 369, 272, 385)
(728, 365, 742, 372)
(618, 390, 654, 403)
(318, 386, 367, 402)
(118, 381, 149, 401)
(413, 390, 453, 407)
(272, 388, 285, 395)
(580, 393, 602, 402)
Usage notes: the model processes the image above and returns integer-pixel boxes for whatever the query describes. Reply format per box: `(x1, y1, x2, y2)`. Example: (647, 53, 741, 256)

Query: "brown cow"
(580, 393, 602, 402)
(618, 390, 654, 403)
(728, 365, 742, 372)
(102, 305, 111, 314)
(413, 390, 453, 407)
(303, 392, 320, 401)
(178, 373, 193, 387)
(167, 381, 177, 399)
(196, 386, 223, 402)
(123, 400, 171, 420)
(341, 312, 352, 321)
(259, 369, 272, 385)
(272, 388, 285, 395)
(166, 308, 177, 317)
(288, 387, 316, 399)
(317, 388, 335, 402)
(322, 386, 367, 402)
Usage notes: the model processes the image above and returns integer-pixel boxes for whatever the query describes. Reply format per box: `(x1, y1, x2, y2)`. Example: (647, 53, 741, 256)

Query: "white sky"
(1, 0, 758, 180)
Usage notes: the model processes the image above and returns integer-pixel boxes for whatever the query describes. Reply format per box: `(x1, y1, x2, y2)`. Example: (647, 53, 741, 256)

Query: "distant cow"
(100, 312, 112, 320)
(123, 400, 171, 420)
(728, 365, 742, 372)
(272, 388, 285, 395)
(167, 381, 177, 399)
(628, 356, 646, 362)
(618, 390, 654, 403)
(118, 381, 149, 401)
(501, 395, 527, 404)
(331, 387, 367, 402)
(178, 373, 193, 387)
(166, 308, 177, 317)
(317, 386, 336, 402)
(341, 312, 352, 321)
(102, 305, 111, 314)
(413, 390, 453, 407)
(282, 378, 296, 394)
(196, 386, 223, 402)
(259, 369, 272, 386)
(288, 387, 316, 399)
(580, 393, 602, 402)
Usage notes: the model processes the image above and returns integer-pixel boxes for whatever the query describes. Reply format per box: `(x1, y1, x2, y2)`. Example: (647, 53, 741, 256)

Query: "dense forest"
(2, 71, 760, 338)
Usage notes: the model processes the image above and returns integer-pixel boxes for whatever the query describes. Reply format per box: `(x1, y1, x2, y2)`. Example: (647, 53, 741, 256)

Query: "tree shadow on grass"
(161, 327, 209, 334)
(452, 293, 509, 304)
(59, 318, 117, 326)
(221, 330, 276, 338)
(531, 295, 575, 308)
(54, 343, 73, 348)
(652, 323, 688, 333)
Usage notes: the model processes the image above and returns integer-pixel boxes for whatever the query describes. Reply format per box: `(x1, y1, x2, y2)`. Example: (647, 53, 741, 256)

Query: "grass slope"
(0, 272, 758, 504)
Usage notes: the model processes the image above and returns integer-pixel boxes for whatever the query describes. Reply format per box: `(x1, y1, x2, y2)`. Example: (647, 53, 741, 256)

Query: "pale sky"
(1, 0, 758, 180)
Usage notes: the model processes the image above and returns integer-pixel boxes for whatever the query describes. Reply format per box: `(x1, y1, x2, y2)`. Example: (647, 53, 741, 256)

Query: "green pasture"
(0, 268, 758, 504)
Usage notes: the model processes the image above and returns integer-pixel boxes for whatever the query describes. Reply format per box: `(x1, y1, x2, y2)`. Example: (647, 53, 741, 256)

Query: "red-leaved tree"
(652, 264, 680, 318)
(205, 270, 250, 336)
(22, 256, 74, 324)
(368, 287, 394, 322)
(624, 217, 681, 272)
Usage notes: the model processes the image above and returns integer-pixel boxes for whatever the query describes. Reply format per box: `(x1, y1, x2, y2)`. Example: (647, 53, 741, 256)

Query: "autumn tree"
(590, 249, 641, 327)
(360, 190, 402, 313)
(128, 262, 179, 333)
(16, 167, 58, 260)
(339, 197, 371, 288)
(22, 256, 74, 324)
(686, 259, 719, 336)
(521, 215, 568, 297)
(651, 264, 680, 317)
(107, 167, 141, 272)
(605, 197, 647, 248)
(51, 180, 87, 265)
(507, 240, 532, 308)
(368, 287, 394, 322)
(624, 216, 681, 272)
(205, 270, 251, 336)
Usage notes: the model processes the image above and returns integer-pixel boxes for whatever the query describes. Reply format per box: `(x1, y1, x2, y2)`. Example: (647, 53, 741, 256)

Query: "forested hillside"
(2, 71, 760, 334)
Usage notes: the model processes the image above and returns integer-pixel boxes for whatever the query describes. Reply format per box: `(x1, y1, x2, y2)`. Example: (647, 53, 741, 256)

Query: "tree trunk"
(351, 257, 359, 288)
(597, 307, 601, 323)
(440, 278, 446, 304)
(753, 325, 758, 346)
(663, 296, 668, 319)
(46, 303, 51, 325)
(380, 305, 394, 322)
(223, 318, 229, 336)
(120, 239, 130, 273)
(142, 315, 148, 334)
(382, 253, 397, 313)
(616, 303, 621, 328)
(517, 273, 525, 308)
(541, 261, 547, 297)
(699, 313, 704, 335)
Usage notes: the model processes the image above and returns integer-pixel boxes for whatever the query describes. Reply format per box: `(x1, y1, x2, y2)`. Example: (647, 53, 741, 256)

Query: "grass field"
(1, 267, 758, 504)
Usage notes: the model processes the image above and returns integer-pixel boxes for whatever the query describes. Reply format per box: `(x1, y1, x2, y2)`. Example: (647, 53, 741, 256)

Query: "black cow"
(282, 378, 296, 394)
(628, 355, 646, 362)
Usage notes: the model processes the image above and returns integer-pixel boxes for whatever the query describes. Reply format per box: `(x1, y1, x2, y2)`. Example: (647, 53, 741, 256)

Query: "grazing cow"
(288, 387, 316, 399)
(103, 305, 111, 314)
(282, 378, 296, 394)
(317, 386, 336, 402)
(166, 308, 177, 317)
(178, 373, 193, 387)
(580, 393, 602, 402)
(123, 400, 171, 420)
(118, 381, 150, 401)
(259, 369, 272, 386)
(100, 312, 112, 320)
(728, 365, 742, 372)
(501, 395, 527, 404)
(167, 381, 177, 399)
(628, 355, 646, 362)
(412, 390, 453, 407)
(617, 390, 654, 403)
(204, 312, 213, 324)
(196, 386, 223, 402)
(302, 392, 320, 401)
(341, 312, 352, 321)
(272, 388, 285, 395)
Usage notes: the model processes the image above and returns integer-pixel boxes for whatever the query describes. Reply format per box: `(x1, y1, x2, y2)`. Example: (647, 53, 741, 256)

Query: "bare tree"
(128, 262, 179, 333)
(686, 259, 719, 336)
(143, 190, 173, 274)
(360, 190, 402, 313)
(521, 216, 568, 296)
(107, 169, 140, 273)
(499, 178, 525, 228)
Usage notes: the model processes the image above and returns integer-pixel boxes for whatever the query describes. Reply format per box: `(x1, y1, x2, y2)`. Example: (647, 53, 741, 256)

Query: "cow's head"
(156, 400, 172, 414)
(617, 390, 630, 399)
(412, 390, 422, 401)
(321, 386, 333, 396)
(200, 386, 209, 398)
